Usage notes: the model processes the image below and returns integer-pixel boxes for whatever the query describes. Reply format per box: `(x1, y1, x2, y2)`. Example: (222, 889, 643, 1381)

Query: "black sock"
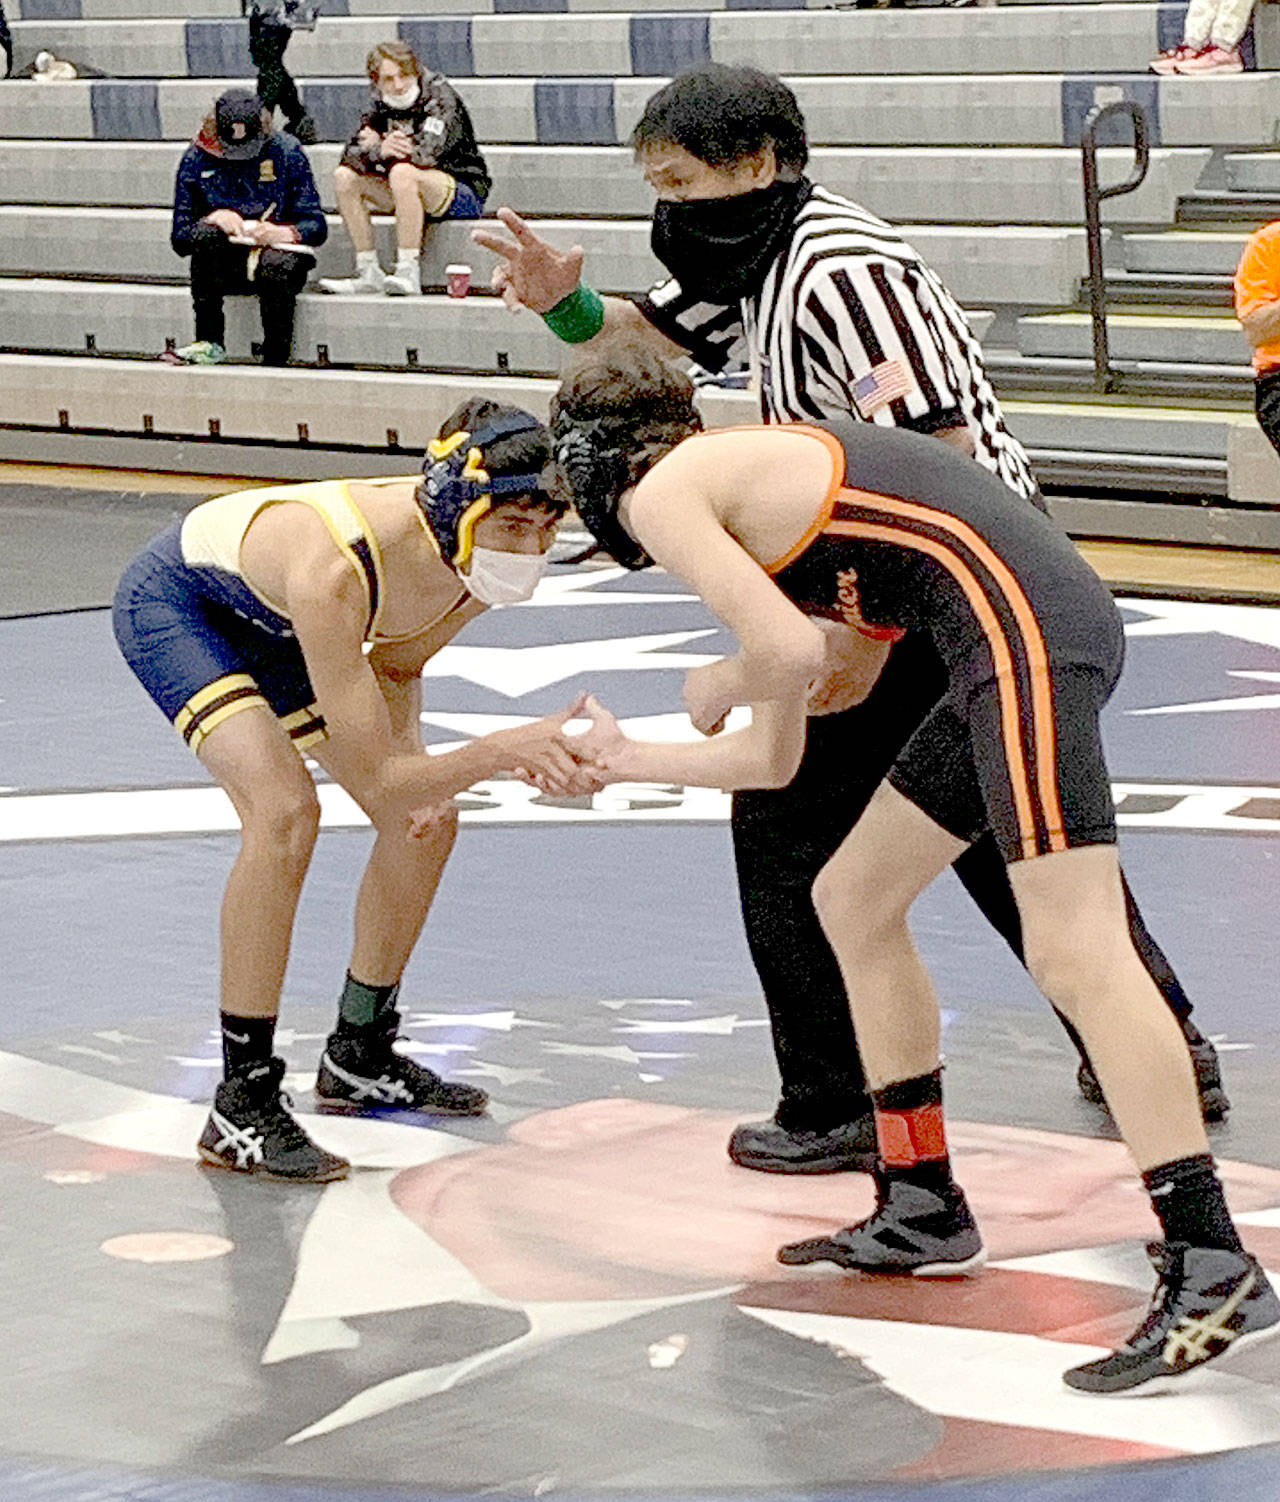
(1143, 1154, 1243, 1254)
(220, 1012, 277, 1080)
(872, 1070, 957, 1197)
(334, 973, 400, 1043)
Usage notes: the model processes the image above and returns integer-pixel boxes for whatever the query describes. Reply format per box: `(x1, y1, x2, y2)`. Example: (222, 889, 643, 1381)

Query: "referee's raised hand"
(472, 208, 584, 314)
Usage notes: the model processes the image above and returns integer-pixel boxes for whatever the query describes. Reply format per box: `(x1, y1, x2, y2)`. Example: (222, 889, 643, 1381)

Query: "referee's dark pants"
(731, 630, 1195, 1134)
(189, 225, 309, 366)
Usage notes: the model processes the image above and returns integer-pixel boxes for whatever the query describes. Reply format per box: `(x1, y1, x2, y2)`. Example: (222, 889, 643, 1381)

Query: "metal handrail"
(1081, 99, 1151, 393)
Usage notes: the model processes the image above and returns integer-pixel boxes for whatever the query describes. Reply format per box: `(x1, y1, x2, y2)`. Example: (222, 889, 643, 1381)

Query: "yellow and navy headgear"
(417, 410, 552, 570)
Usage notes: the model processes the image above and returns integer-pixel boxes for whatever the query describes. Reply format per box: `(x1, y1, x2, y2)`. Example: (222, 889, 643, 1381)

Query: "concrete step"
(0, 207, 1088, 309)
(1120, 228, 1248, 277)
(0, 139, 1212, 227)
(1099, 270, 1233, 307)
(1177, 189, 1280, 223)
(0, 72, 1272, 149)
(0, 276, 572, 373)
(4, 5, 1185, 81)
(1224, 151, 1280, 193)
(0, 350, 1261, 490)
(1017, 309, 1251, 366)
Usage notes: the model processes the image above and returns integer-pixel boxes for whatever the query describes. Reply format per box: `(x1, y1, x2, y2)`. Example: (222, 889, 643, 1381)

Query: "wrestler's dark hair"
(432, 398, 565, 515)
(631, 64, 808, 176)
(548, 344, 701, 498)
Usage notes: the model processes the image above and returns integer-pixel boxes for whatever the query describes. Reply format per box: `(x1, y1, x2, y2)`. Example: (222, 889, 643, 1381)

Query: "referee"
(475, 64, 1227, 1171)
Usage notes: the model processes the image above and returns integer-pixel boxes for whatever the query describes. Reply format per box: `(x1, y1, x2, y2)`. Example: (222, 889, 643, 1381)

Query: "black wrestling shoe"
(727, 1113, 879, 1174)
(777, 1174, 986, 1277)
(316, 1020, 488, 1116)
(1063, 1242, 1280, 1395)
(1077, 1034, 1230, 1123)
(198, 1058, 349, 1183)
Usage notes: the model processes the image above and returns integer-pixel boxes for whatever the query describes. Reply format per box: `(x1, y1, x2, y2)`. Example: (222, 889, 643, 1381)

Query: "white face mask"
(463, 547, 548, 606)
(380, 82, 421, 108)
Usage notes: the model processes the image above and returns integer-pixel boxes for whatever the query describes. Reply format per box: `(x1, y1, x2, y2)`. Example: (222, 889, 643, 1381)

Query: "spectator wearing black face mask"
(169, 88, 326, 366)
(476, 62, 1229, 1174)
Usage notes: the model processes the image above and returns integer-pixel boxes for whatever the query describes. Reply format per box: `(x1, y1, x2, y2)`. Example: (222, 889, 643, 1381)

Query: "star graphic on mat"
(1122, 599, 1280, 651)
(419, 631, 720, 696)
(520, 567, 695, 608)
(1131, 670, 1280, 717)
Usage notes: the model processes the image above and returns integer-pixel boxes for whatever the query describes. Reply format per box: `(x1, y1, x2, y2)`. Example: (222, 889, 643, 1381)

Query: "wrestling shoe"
(316, 1019, 488, 1116)
(1063, 1242, 1280, 1395)
(1077, 1033, 1230, 1123)
(198, 1058, 349, 1183)
(728, 1113, 878, 1174)
(777, 1174, 986, 1277)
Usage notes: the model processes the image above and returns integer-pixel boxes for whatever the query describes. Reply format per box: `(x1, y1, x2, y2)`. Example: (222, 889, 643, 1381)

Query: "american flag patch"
(853, 359, 913, 417)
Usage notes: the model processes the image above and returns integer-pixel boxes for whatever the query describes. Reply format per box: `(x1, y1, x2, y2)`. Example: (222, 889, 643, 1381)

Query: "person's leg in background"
(382, 164, 458, 295)
(175, 223, 249, 363)
(253, 246, 311, 366)
(728, 632, 949, 1172)
(1171, 0, 1250, 70)
(729, 630, 1227, 1178)
(1254, 368, 1280, 457)
(248, 10, 315, 141)
(0, 0, 12, 79)
(320, 169, 388, 294)
(950, 836, 1229, 1119)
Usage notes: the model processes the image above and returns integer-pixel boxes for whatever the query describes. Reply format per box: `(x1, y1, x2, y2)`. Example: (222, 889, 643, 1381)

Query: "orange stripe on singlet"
(759, 424, 1066, 858)
(825, 497, 1066, 859)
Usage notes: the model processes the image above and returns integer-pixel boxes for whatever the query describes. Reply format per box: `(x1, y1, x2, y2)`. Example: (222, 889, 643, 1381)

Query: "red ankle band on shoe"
(876, 1103, 947, 1166)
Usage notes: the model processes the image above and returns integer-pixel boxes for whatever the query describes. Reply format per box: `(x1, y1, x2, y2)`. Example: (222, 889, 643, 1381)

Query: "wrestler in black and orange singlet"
(767, 420, 1125, 864)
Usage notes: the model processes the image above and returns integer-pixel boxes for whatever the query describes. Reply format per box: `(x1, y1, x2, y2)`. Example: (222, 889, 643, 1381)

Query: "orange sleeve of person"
(1234, 225, 1280, 319)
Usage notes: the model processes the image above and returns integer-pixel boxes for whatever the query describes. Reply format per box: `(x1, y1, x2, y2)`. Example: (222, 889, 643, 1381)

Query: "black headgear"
(418, 410, 549, 570)
(551, 393, 699, 570)
(552, 418, 653, 570)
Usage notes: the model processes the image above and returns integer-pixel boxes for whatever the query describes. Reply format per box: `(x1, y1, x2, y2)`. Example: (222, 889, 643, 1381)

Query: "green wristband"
(541, 284, 605, 344)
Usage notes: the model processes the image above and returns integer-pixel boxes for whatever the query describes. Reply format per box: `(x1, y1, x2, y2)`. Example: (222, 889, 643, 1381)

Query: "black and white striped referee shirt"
(637, 184, 1039, 502)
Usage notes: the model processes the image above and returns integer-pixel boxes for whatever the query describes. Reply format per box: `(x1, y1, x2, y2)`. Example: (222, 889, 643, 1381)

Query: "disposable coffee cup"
(446, 263, 472, 298)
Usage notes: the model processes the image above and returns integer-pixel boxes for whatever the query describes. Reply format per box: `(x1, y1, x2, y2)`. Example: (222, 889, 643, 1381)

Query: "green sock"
(336, 972, 400, 1033)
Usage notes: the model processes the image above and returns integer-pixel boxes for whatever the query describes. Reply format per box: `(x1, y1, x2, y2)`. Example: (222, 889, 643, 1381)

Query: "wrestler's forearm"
(612, 696, 807, 792)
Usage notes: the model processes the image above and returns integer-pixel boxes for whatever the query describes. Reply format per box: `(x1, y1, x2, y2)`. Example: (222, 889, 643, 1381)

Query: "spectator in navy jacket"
(319, 41, 490, 296)
(170, 89, 326, 366)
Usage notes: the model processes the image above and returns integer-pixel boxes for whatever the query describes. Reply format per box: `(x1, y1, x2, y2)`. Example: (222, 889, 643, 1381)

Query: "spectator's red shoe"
(1149, 43, 1202, 73)
(1175, 44, 1244, 72)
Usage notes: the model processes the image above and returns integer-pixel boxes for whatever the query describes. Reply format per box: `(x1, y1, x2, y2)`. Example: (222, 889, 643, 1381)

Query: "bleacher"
(3, 0, 1280, 543)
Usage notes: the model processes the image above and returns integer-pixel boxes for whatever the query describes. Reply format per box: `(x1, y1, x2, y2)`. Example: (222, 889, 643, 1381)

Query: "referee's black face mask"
(651, 177, 810, 305)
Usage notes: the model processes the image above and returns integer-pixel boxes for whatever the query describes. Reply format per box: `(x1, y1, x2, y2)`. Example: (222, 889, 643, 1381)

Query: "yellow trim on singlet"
(332, 481, 387, 638)
(175, 673, 268, 752)
(279, 702, 329, 750)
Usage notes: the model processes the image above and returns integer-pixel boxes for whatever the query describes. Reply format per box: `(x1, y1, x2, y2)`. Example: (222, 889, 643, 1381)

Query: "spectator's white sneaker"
(1149, 44, 1202, 73)
(318, 264, 386, 295)
(383, 269, 422, 296)
(1175, 44, 1243, 72)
